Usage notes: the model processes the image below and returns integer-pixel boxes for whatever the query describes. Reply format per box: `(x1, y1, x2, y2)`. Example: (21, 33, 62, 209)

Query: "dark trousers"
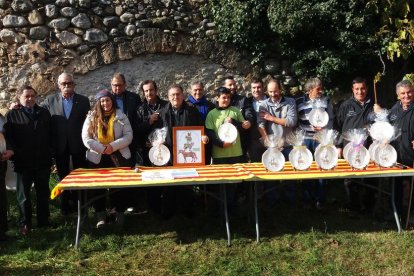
(16, 167, 50, 227)
(55, 146, 87, 214)
(0, 161, 7, 233)
(88, 152, 131, 213)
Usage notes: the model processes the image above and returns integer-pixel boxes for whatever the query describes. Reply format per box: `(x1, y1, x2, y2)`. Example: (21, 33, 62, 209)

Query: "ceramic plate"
(375, 143, 397, 168)
(315, 144, 338, 170)
(309, 109, 329, 128)
(346, 146, 370, 169)
(149, 144, 170, 166)
(262, 148, 285, 172)
(218, 122, 238, 144)
(289, 147, 313, 170)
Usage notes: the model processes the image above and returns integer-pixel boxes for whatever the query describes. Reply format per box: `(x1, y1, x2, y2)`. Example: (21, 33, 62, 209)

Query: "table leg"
(254, 182, 260, 243)
(221, 184, 231, 246)
(391, 179, 402, 233)
(75, 190, 82, 249)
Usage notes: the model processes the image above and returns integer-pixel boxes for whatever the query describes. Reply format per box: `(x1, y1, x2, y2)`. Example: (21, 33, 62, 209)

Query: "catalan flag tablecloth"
(50, 164, 254, 199)
(50, 160, 414, 199)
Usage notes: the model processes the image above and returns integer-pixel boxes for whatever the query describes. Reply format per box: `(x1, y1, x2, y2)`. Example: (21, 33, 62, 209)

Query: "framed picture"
(172, 126, 205, 166)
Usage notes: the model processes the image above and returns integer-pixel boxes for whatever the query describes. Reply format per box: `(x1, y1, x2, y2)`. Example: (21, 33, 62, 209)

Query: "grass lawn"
(1, 180, 414, 275)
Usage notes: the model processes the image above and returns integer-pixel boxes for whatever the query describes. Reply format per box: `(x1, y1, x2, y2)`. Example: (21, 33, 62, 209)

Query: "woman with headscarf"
(82, 89, 133, 228)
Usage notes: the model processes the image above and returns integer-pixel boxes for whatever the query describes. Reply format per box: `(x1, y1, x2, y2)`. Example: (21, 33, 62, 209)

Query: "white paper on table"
(141, 170, 174, 181)
(172, 168, 199, 178)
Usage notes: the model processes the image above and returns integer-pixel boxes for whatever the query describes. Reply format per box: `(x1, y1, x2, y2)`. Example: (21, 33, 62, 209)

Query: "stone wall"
(0, 0, 260, 107)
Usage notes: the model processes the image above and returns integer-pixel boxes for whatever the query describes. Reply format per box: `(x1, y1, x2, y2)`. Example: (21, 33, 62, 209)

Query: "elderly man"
(389, 80, 414, 216)
(42, 72, 90, 215)
(110, 73, 142, 166)
(335, 77, 381, 213)
(4, 86, 52, 235)
(154, 84, 207, 218)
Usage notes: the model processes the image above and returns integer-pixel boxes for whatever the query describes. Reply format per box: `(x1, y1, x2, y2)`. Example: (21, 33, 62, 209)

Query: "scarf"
(97, 110, 115, 144)
(188, 95, 208, 120)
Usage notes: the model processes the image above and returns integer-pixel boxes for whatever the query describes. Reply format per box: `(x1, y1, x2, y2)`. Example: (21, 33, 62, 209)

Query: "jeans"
(303, 139, 326, 203)
(16, 167, 50, 227)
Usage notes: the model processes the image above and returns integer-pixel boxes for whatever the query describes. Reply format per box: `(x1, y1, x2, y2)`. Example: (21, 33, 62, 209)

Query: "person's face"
(168, 87, 184, 109)
(267, 82, 281, 101)
(19, 89, 37, 108)
(142, 83, 157, 103)
(58, 75, 75, 96)
(99, 96, 113, 112)
(191, 84, 204, 100)
(308, 85, 323, 99)
(352, 82, 368, 103)
(111, 77, 126, 96)
(251, 82, 264, 100)
(224, 79, 237, 94)
(397, 86, 413, 107)
(217, 93, 231, 108)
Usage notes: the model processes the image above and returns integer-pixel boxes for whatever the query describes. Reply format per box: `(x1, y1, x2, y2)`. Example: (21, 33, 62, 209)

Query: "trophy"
(286, 129, 313, 171)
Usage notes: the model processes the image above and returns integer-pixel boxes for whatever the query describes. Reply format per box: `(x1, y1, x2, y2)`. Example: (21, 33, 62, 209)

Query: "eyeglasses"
(111, 84, 124, 87)
(60, 82, 74, 87)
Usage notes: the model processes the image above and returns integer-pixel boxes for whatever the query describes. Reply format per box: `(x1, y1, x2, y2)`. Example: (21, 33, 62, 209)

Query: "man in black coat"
(154, 84, 208, 218)
(42, 72, 90, 215)
(4, 85, 52, 234)
(110, 73, 142, 166)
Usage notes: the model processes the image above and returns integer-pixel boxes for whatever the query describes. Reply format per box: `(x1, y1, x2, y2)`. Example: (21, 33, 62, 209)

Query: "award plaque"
(262, 148, 285, 172)
(375, 143, 397, 168)
(309, 109, 329, 128)
(315, 144, 338, 170)
(289, 147, 313, 170)
(149, 144, 171, 166)
(218, 122, 238, 144)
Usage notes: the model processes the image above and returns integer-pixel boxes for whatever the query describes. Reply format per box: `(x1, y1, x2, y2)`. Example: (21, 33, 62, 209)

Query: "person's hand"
(373, 104, 382, 113)
(104, 144, 114, 154)
(337, 147, 343, 159)
(149, 112, 159, 125)
(223, 142, 233, 148)
(411, 140, 414, 150)
(9, 102, 20, 110)
(242, 120, 251, 129)
(201, 135, 209, 144)
(224, 117, 232, 123)
(1, 150, 14, 161)
(260, 111, 275, 123)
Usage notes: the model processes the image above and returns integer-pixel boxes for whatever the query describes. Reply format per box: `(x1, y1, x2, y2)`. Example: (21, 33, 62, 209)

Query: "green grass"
(1, 181, 414, 275)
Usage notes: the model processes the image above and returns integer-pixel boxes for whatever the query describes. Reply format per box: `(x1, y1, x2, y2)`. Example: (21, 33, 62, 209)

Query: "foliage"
(267, 0, 380, 85)
(205, 0, 384, 91)
(367, 0, 414, 61)
(202, 0, 272, 65)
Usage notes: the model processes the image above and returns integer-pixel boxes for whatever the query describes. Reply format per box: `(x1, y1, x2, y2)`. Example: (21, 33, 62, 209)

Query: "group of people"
(0, 71, 413, 241)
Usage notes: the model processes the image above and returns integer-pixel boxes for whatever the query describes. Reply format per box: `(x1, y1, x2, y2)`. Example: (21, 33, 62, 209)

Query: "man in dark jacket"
(334, 77, 381, 213)
(42, 72, 90, 215)
(111, 73, 142, 166)
(389, 80, 414, 216)
(154, 84, 208, 218)
(5, 85, 52, 235)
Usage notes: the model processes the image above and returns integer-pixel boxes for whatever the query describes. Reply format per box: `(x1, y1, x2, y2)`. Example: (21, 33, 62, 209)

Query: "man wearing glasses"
(42, 72, 90, 215)
(110, 73, 142, 166)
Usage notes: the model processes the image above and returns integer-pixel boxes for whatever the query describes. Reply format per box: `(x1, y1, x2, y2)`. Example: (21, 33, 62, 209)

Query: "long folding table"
(50, 160, 414, 248)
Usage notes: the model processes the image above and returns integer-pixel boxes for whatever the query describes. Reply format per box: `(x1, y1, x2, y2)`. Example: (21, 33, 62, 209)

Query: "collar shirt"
(62, 94, 74, 119)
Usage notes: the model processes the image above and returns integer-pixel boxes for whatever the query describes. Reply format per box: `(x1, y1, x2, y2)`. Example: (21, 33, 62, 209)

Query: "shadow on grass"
(1, 179, 399, 253)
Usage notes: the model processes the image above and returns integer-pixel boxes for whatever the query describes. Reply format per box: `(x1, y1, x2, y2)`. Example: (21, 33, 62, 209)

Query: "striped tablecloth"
(50, 160, 414, 199)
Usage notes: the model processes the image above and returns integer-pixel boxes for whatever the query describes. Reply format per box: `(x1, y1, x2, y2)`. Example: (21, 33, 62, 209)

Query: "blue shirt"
(62, 94, 74, 119)
(116, 96, 124, 114)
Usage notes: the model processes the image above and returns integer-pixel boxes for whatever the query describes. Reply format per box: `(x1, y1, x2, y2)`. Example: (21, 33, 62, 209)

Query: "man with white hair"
(42, 72, 90, 215)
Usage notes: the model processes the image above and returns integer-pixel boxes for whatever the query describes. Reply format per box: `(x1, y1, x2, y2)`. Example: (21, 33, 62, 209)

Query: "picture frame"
(172, 126, 205, 166)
